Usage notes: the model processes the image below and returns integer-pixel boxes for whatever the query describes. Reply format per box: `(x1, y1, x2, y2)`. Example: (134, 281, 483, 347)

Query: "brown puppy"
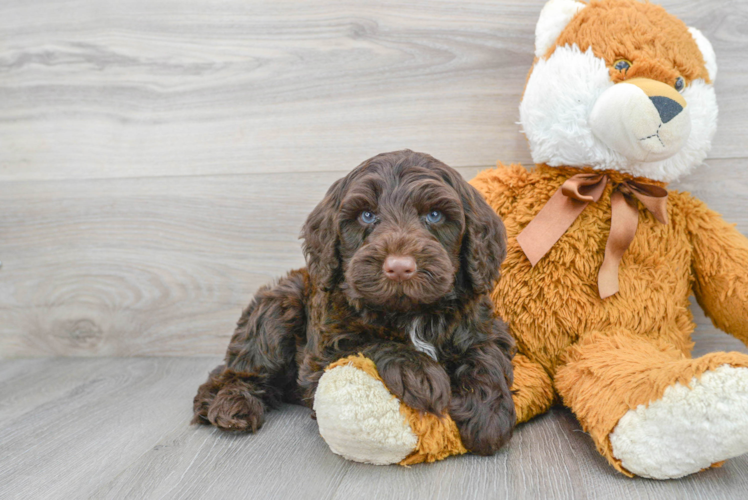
(193, 150, 516, 455)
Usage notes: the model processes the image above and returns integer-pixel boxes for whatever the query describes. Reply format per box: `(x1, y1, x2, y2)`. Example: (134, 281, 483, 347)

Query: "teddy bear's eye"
(675, 77, 685, 93)
(614, 59, 631, 72)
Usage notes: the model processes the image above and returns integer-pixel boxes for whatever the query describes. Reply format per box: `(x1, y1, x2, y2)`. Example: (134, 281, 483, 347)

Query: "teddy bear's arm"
(686, 197, 748, 345)
(298, 338, 452, 416)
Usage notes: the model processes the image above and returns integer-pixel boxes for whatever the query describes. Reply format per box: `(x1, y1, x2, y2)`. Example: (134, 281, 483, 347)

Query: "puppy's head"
(302, 150, 506, 312)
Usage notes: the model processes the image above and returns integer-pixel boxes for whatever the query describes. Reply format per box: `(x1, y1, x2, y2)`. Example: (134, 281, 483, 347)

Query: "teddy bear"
(468, 0, 748, 479)
(313, 0, 748, 479)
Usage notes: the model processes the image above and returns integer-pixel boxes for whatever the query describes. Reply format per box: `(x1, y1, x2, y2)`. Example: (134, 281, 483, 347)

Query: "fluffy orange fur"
(550, 0, 710, 85)
(511, 354, 556, 423)
(471, 164, 748, 475)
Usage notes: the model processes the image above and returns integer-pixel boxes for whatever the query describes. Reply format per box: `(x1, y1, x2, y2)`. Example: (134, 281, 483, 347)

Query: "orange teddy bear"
(471, 0, 748, 479)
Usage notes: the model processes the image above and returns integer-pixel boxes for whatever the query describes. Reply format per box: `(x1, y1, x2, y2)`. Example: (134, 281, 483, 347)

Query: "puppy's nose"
(383, 256, 417, 282)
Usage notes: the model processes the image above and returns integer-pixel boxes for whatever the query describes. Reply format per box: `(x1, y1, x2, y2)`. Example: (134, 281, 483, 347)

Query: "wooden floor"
(0, 356, 746, 500)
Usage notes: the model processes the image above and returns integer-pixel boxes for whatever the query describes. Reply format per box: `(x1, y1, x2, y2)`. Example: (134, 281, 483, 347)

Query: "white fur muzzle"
(589, 81, 691, 163)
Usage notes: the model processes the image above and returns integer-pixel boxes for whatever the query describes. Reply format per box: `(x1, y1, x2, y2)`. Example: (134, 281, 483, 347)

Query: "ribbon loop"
(560, 174, 608, 202)
(516, 174, 608, 267)
(517, 172, 669, 299)
(620, 180, 669, 225)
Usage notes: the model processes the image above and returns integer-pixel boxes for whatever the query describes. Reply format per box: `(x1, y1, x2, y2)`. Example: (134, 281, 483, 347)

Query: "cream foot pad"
(610, 365, 748, 479)
(313, 354, 467, 466)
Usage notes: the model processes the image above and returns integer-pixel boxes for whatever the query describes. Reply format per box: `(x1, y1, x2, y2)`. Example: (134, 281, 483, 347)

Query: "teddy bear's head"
(519, 0, 718, 182)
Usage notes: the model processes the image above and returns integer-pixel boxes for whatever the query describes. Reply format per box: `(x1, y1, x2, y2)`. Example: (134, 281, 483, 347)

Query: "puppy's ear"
(301, 178, 346, 290)
(458, 182, 507, 295)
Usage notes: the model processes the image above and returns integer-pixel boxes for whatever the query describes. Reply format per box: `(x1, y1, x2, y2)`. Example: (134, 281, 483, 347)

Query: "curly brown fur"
(193, 150, 516, 455)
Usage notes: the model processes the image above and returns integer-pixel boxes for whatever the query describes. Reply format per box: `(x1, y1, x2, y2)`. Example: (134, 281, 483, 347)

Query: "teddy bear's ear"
(688, 27, 718, 82)
(535, 0, 587, 59)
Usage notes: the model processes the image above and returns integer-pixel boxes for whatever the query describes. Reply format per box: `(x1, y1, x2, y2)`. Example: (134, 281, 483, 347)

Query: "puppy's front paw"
(206, 383, 265, 432)
(192, 366, 225, 425)
(375, 354, 451, 415)
(192, 366, 266, 432)
(452, 402, 515, 456)
(449, 367, 516, 455)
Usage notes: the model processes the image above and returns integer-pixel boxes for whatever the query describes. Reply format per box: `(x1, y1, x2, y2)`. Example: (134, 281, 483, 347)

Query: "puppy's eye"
(426, 210, 443, 224)
(359, 211, 377, 224)
(675, 77, 685, 92)
(614, 59, 631, 72)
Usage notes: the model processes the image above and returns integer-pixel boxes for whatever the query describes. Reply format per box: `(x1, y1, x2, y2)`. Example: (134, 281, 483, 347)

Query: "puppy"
(193, 150, 516, 455)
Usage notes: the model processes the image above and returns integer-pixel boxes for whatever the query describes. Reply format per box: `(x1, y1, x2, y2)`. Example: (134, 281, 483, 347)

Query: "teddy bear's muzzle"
(590, 77, 691, 163)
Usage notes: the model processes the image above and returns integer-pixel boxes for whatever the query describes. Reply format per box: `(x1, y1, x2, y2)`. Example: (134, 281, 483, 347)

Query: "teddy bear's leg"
(512, 354, 556, 424)
(313, 355, 467, 465)
(554, 331, 748, 479)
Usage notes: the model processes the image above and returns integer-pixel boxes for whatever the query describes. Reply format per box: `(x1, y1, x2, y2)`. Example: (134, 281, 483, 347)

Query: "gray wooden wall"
(1, 0, 747, 358)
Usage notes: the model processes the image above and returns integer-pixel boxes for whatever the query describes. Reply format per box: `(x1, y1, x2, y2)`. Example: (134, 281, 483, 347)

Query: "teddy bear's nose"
(650, 96, 683, 124)
(383, 256, 417, 282)
(589, 76, 691, 163)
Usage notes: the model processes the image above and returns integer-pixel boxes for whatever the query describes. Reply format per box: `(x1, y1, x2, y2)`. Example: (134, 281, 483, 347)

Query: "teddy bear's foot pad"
(610, 364, 748, 479)
(314, 363, 418, 465)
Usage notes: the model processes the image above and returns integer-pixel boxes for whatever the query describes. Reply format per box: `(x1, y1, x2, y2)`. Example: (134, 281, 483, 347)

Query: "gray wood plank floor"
(0, 357, 746, 500)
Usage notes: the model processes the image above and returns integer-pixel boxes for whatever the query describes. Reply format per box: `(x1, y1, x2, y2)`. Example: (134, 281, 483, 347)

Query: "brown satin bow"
(516, 173, 668, 299)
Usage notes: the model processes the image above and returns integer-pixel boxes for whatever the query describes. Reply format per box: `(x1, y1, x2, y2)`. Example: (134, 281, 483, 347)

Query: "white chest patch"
(409, 319, 438, 361)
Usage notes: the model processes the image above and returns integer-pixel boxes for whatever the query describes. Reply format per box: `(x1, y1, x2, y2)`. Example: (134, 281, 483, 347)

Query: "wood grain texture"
(1, 0, 747, 181)
(0, 358, 746, 500)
